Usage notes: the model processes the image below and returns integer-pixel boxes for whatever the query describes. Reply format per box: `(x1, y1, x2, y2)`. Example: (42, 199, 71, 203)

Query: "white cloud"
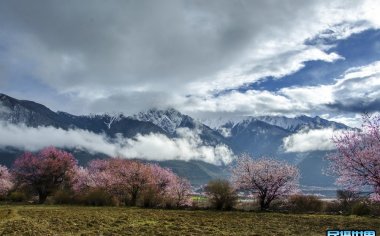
(0, 122, 234, 165)
(183, 59, 380, 125)
(183, 90, 307, 116)
(0, 102, 11, 114)
(124, 128, 234, 165)
(341, 61, 380, 81)
(217, 127, 232, 138)
(190, 46, 343, 94)
(0, 122, 118, 155)
(1, 0, 379, 115)
(283, 128, 338, 152)
(320, 114, 363, 128)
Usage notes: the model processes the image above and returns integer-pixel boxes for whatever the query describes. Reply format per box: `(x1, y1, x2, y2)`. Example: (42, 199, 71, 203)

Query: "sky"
(1, 0, 380, 128)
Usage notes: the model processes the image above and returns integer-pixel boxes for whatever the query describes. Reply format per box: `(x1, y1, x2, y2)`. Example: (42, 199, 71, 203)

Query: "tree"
(141, 164, 192, 208)
(142, 164, 175, 207)
(71, 166, 93, 194)
(166, 176, 192, 208)
(232, 155, 299, 210)
(0, 165, 13, 197)
(12, 147, 77, 203)
(88, 159, 132, 203)
(114, 160, 151, 206)
(75, 159, 152, 206)
(204, 179, 237, 210)
(328, 114, 380, 201)
(72, 159, 192, 207)
(336, 189, 360, 212)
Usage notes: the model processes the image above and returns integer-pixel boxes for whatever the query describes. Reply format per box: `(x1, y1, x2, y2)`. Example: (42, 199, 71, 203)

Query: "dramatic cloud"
(123, 128, 234, 165)
(183, 90, 308, 117)
(0, 122, 234, 165)
(187, 60, 380, 125)
(283, 128, 337, 152)
(1, 0, 379, 117)
(327, 61, 380, 113)
(322, 114, 363, 129)
(0, 122, 118, 155)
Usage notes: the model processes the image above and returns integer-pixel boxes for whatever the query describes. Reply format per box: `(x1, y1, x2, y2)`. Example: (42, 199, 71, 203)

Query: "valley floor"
(0, 205, 379, 235)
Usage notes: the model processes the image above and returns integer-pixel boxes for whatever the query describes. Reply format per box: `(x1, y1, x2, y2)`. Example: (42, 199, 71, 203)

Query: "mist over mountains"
(0, 93, 349, 187)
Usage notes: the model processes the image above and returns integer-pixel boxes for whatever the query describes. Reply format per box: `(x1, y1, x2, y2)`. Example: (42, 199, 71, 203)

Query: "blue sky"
(1, 0, 380, 127)
(249, 29, 380, 92)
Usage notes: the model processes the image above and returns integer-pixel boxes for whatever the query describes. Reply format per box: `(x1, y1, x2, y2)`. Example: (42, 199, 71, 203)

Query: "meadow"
(0, 205, 379, 235)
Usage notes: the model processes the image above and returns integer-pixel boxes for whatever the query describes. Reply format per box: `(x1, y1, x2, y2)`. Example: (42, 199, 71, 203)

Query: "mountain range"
(0, 93, 349, 188)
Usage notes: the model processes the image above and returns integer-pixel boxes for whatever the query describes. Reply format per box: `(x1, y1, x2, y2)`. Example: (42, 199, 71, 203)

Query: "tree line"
(0, 114, 379, 212)
(0, 148, 191, 207)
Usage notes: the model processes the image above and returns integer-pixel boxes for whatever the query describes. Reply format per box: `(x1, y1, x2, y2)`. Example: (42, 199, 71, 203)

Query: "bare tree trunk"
(38, 190, 48, 204)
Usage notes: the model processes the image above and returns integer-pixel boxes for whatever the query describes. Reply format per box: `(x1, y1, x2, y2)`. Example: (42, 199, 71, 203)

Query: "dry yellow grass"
(0, 205, 379, 235)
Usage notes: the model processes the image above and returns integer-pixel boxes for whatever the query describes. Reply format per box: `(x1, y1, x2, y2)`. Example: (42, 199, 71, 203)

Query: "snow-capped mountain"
(0, 93, 350, 187)
(0, 93, 166, 138)
(203, 114, 349, 133)
(221, 118, 292, 157)
(201, 116, 247, 129)
(132, 108, 189, 134)
(133, 108, 228, 146)
(255, 115, 349, 132)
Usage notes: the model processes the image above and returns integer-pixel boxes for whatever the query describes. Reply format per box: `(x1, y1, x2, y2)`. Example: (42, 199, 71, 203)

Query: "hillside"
(0, 93, 350, 188)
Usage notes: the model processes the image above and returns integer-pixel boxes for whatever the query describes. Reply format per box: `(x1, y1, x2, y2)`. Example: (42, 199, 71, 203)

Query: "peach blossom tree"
(328, 114, 380, 201)
(166, 176, 192, 207)
(149, 164, 192, 207)
(0, 165, 13, 197)
(12, 147, 77, 203)
(232, 155, 299, 210)
(72, 159, 192, 207)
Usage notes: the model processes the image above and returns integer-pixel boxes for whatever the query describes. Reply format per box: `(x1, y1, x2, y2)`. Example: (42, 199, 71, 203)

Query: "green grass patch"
(0, 205, 379, 235)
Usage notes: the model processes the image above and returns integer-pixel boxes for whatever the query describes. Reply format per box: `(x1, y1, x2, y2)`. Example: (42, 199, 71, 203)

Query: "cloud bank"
(283, 128, 337, 153)
(0, 122, 234, 165)
(189, 60, 380, 125)
(1, 0, 380, 119)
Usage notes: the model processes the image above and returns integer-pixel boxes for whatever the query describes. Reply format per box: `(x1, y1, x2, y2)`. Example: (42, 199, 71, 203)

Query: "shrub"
(79, 188, 116, 206)
(9, 191, 28, 202)
(369, 201, 380, 216)
(53, 189, 75, 204)
(140, 187, 161, 208)
(351, 202, 370, 216)
(323, 200, 343, 214)
(336, 189, 359, 212)
(267, 199, 289, 212)
(204, 179, 237, 210)
(288, 195, 323, 213)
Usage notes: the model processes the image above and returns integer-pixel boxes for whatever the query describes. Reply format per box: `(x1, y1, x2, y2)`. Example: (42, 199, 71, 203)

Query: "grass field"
(0, 205, 379, 235)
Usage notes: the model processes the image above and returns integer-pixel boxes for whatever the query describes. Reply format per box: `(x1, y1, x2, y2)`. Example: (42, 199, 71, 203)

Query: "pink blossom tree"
(71, 166, 98, 194)
(167, 176, 192, 207)
(149, 164, 174, 194)
(232, 155, 300, 210)
(75, 159, 152, 206)
(148, 164, 192, 207)
(12, 147, 77, 203)
(72, 159, 192, 207)
(142, 164, 174, 207)
(120, 160, 152, 206)
(328, 114, 380, 201)
(0, 165, 13, 197)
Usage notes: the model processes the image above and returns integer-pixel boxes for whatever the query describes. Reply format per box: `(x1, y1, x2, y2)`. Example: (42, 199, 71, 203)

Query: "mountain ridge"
(0, 93, 348, 187)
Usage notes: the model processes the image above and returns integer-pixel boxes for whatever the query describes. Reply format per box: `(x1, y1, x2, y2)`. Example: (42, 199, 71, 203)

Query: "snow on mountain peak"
(132, 108, 186, 134)
(203, 114, 349, 133)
